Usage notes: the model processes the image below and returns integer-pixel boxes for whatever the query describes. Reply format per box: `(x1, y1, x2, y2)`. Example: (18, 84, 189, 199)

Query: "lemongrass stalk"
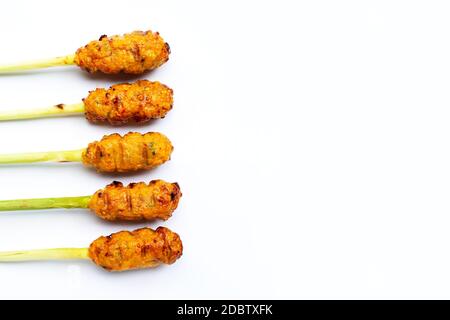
(0, 102, 85, 121)
(0, 149, 84, 164)
(0, 196, 91, 211)
(0, 54, 75, 73)
(0, 248, 89, 262)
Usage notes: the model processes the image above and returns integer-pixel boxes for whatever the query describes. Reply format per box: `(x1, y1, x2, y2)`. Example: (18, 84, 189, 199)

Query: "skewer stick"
(0, 248, 89, 262)
(0, 149, 84, 164)
(0, 102, 85, 121)
(0, 196, 91, 211)
(0, 55, 75, 73)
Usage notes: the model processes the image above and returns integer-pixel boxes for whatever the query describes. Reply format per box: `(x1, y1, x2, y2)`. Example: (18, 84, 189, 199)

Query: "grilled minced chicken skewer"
(0, 180, 181, 221)
(0, 80, 173, 124)
(0, 31, 170, 74)
(0, 227, 183, 272)
(0, 132, 173, 173)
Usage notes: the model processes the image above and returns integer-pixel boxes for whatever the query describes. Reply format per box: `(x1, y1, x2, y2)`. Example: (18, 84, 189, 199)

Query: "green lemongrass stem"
(0, 54, 75, 73)
(0, 149, 84, 164)
(0, 102, 85, 121)
(0, 196, 91, 211)
(0, 248, 89, 262)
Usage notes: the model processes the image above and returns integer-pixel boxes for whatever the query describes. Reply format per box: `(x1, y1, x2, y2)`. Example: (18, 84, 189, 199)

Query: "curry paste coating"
(82, 132, 173, 173)
(74, 31, 170, 74)
(89, 180, 181, 221)
(88, 227, 183, 271)
(83, 80, 173, 125)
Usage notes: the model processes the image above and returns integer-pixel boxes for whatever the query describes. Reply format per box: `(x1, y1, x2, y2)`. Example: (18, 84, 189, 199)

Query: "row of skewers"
(0, 30, 185, 272)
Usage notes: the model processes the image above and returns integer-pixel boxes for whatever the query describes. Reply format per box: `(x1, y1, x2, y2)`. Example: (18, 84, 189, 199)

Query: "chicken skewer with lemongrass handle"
(0, 31, 170, 74)
(0, 227, 183, 272)
(0, 132, 173, 173)
(0, 180, 181, 221)
(0, 80, 173, 125)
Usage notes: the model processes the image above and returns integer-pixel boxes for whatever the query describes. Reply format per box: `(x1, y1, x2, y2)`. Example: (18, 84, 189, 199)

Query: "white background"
(0, 0, 449, 299)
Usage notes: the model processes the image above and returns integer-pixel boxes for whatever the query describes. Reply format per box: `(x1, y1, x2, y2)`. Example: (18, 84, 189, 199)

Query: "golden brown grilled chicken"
(82, 132, 173, 173)
(83, 80, 173, 125)
(74, 31, 170, 74)
(89, 180, 181, 221)
(88, 227, 183, 271)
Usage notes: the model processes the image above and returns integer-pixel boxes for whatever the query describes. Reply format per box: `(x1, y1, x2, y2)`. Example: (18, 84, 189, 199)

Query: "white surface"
(0, 0, 450, 299)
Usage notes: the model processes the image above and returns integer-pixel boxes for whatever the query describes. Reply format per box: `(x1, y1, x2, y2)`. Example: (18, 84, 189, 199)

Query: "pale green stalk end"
(0, 54, 76, 73)
(0, 248, 89, 262)
(0, 195, 91, 211)
(0, 149, 84, 164)
(0, 102, 85, 121)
